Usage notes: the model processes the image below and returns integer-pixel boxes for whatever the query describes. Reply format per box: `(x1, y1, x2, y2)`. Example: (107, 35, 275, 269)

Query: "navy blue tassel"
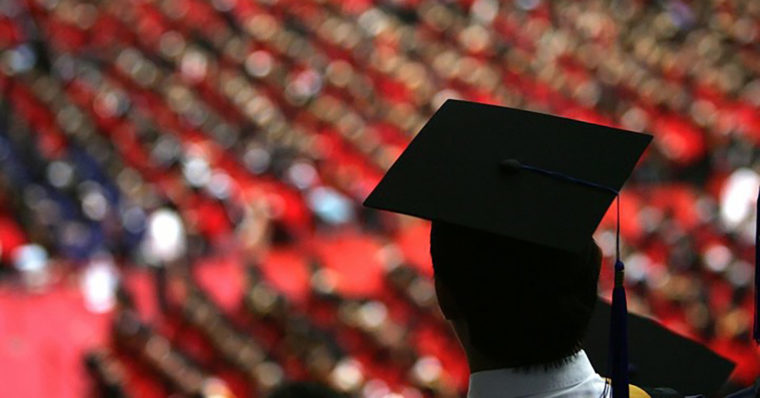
(609, 195, 629, 398)
(610, 260, 629, 398)
(754, 188, 760, 344)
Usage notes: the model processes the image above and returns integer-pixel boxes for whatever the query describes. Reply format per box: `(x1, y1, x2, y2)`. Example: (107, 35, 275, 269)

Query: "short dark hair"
(430, 221, 602, 367)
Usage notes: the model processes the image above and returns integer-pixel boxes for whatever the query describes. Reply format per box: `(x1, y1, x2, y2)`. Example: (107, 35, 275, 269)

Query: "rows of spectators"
(0, 0, 759, 395)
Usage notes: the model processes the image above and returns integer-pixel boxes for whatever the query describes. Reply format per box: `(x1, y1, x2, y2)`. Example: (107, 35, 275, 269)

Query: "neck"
(450, 319, 580, 373)
(467, 349, 529, 373)
(450, 319, 518, 372)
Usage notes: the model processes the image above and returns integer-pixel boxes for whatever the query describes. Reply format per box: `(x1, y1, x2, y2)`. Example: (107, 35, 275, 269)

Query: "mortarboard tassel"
(754, 188, 760, 344)
(610, 198, 629, 398)
(500, 159, 629, 398)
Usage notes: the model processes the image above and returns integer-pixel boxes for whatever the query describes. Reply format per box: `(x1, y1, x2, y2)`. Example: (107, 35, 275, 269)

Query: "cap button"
(499, 159, 523, 174)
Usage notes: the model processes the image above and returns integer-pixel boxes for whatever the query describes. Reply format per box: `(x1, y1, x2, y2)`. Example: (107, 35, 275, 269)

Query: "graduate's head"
(430, 221, 602, 369)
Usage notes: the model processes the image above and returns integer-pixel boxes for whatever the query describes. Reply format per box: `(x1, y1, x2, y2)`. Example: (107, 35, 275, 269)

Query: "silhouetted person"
(431, 221, 613, 396)
(363, 100, 734, 397)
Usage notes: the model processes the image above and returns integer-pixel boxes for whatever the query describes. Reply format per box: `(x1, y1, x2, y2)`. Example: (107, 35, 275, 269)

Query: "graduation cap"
(585, 299, 735, 394)
(364, 99, 652, 397)
(365, 99, 651, 252)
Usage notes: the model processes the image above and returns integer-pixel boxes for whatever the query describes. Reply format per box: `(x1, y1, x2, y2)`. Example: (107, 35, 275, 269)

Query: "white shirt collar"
(467, 350, 601, 398)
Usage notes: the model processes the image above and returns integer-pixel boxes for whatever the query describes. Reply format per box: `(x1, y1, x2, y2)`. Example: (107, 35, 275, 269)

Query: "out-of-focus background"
(0, 0, 759, 396)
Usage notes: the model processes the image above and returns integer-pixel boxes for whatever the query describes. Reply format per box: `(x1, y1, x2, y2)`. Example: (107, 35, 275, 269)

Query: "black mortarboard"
(364, 99, 651, 253)
(585, 299, 735, 394)
(364, 99, 654, 397)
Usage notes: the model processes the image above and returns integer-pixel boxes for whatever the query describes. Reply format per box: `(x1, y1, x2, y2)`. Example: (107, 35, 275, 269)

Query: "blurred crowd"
(0, 0, 759, 396)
